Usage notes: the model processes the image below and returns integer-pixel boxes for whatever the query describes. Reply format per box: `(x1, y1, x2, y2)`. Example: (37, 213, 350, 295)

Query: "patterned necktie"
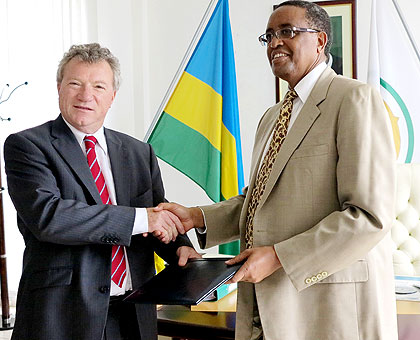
(84, 135, 127, 287)
(245, 89, 298, 249)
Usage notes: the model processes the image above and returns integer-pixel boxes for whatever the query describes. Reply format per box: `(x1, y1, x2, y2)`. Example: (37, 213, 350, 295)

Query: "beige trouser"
(251, 286, 264, 340)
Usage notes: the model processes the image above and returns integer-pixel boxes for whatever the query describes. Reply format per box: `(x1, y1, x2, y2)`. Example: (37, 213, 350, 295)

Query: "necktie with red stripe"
(84, 135, 127, 287)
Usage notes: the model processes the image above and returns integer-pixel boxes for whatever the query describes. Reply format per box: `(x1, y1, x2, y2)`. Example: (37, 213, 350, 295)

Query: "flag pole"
(391, 0, 420, 64)
(144, 0, 219, 142)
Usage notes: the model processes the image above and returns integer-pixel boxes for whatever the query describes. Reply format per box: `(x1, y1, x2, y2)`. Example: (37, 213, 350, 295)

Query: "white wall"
(2, 0, 420, 297)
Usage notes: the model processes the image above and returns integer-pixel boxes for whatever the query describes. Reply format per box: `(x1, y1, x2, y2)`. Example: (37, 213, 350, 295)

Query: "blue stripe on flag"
(219, 0, 244, 190)
(185, 0, 223, 95)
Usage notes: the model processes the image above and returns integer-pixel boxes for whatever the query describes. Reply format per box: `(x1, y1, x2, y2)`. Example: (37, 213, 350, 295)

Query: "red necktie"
(84, 135, 127, 287)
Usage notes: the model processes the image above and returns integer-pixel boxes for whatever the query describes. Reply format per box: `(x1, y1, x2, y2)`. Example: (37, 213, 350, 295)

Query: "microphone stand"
(0, 81, 27, 330)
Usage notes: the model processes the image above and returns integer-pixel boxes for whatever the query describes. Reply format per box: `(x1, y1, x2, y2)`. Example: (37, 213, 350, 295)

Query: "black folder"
(124, 257, 242, 305)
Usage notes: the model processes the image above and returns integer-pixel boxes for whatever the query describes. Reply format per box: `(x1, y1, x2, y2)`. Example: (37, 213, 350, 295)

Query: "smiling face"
(266, 6, 327, 88)
(57, 58, 116, 134)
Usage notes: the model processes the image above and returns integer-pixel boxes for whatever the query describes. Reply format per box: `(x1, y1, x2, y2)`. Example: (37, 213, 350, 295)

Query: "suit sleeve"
(199, 188, 247, 249)
(274, 83, 396, 291)
(4, 132, 135, 246)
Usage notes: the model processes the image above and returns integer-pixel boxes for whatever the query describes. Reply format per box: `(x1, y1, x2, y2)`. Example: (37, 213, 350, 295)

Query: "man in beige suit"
(158, 1, 398, 339)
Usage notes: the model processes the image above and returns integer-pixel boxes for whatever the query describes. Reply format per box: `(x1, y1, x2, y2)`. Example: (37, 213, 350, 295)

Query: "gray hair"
(56, 43, 121, 91)
(274, 1, 332, 59)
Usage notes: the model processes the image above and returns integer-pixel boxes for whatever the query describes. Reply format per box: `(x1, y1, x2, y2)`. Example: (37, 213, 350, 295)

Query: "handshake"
(146, 203, 283, 284)
(145, 203, 204, 244)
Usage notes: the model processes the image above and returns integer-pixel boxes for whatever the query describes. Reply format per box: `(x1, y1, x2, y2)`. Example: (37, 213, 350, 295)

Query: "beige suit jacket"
(201, 68, 398, 340)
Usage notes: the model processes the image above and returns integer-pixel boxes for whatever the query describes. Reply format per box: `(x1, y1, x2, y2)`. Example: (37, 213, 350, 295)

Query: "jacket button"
(99, 286, 110, 294)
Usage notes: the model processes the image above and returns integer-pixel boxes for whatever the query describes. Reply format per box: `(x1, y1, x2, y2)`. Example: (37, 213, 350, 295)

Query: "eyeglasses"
(258, 27, 320, 46)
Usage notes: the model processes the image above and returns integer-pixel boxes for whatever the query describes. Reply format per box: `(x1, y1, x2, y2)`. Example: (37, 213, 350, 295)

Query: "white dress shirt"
(63, 118, 148, 295)
(287, 62, 327, 132)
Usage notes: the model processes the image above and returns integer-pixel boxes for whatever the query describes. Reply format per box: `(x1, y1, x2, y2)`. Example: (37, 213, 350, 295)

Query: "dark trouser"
(102, 294, 141, 340)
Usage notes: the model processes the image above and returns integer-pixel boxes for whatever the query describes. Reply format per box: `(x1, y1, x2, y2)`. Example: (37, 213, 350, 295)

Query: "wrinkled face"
(57, 58, 116, 134)
(266, 6, 326, 88)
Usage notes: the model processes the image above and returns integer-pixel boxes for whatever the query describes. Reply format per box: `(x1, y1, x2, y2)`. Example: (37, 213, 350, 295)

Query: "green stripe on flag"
(149, 112, 222, 202)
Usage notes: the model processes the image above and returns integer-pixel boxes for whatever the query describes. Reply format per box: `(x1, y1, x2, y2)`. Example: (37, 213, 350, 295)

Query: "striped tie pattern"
(84, 136, 127, 287)
(245, 89, 298, 249)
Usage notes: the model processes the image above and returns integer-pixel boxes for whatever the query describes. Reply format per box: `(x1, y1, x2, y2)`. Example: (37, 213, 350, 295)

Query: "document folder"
(124, 257, 242, 305)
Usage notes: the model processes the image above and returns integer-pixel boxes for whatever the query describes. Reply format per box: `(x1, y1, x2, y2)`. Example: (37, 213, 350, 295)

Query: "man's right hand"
(145, 208, 186, 244)
(154, 202, 204, 232)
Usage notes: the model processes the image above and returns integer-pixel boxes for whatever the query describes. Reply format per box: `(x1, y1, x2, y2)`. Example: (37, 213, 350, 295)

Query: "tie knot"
(84, 135, 97, 149)
(285, 89, 298, 102)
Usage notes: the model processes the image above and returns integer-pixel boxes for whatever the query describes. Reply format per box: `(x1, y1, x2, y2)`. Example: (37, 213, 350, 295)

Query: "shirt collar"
(294, 62, 327, 104)
(62, 117, 108, 155)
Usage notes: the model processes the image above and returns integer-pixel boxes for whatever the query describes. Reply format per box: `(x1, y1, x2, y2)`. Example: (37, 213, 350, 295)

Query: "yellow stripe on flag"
(221, 124, 240, 199)
(165, 72, 222, 151)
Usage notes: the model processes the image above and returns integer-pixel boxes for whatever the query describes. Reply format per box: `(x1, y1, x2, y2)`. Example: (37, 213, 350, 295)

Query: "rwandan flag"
(147, 0, 244, 255)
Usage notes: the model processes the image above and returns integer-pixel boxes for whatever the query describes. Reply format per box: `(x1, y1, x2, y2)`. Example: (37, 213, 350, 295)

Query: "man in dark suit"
(4, 43, 199, 340)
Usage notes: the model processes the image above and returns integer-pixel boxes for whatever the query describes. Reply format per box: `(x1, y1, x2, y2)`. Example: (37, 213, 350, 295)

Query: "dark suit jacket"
(5, 115, 192, 340)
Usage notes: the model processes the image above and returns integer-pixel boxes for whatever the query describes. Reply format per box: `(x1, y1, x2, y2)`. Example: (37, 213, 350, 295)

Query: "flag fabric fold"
(148, 0, 244, 255)
(368, 0, 420, 163)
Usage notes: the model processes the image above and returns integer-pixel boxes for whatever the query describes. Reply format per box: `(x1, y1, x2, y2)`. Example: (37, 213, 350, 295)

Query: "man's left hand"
(225, 246, 282, 283)
(176, 246, 202, 266)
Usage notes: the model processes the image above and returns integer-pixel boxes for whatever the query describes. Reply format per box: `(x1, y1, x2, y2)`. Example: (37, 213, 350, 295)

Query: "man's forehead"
(267, 6, 307, 30)
(63, 59, 112, 76)
(67, 58, 109, 68)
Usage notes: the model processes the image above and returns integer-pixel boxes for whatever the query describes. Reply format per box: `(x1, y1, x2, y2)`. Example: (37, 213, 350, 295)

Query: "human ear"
(317, 31, 328, 54)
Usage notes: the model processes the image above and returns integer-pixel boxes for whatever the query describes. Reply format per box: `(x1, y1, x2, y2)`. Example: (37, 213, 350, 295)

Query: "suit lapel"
(105, 129, 130, 206)
(248, 103, 283, 193)
(257, 68, 335, 208)
(51, 116, 102, 204)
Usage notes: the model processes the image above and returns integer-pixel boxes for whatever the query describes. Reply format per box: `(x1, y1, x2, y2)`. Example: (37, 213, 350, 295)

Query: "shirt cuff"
(132, 208, 148, 235)
(196, 207, 207, 234)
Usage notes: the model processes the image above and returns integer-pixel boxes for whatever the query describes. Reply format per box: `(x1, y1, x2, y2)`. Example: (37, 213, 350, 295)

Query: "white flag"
(368, 0, 420, 163)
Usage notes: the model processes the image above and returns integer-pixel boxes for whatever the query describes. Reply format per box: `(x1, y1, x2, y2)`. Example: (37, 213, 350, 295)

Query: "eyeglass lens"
(260, 28, 294, 46)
